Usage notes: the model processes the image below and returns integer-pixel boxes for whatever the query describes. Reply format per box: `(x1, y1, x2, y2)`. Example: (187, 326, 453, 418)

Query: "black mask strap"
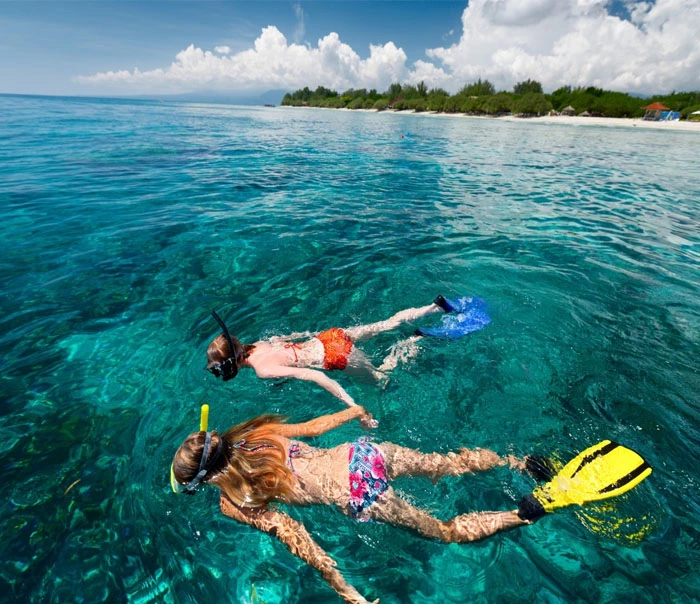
(181, 432, 224, 495)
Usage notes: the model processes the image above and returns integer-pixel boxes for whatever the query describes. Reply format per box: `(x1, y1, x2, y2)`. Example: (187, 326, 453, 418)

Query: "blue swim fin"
(418, 297, 490, 339)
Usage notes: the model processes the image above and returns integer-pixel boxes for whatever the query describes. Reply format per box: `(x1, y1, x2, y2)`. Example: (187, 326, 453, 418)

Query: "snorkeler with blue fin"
(205, 295, 489, 414)
(171, 405, 652, 604)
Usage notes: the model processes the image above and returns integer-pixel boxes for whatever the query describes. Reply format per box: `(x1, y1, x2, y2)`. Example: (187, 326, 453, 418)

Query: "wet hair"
(205, 334, 255, 381)
(171, 414, 294, 507)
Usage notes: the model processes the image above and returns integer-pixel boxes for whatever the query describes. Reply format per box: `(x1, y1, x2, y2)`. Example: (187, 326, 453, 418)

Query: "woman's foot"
(433, 295, 454, 312)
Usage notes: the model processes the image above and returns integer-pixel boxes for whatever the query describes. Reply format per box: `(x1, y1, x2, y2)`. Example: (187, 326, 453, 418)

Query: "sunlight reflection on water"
(1, 96, 699, 603)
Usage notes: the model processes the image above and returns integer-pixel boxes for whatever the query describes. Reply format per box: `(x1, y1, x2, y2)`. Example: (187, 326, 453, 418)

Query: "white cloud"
(408, 60, 453, 91)
(76, 26, 407, 94)
(426, 0, 700, 94)
(76, 0, 700, 96)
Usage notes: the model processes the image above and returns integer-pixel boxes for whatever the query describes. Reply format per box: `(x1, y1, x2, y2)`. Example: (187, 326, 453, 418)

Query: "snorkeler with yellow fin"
(518, 439, 652, 521)
(170, 405, 653, 603)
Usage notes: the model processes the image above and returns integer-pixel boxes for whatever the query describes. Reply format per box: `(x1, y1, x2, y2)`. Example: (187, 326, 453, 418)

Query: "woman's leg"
(344, 303, 442, 342)
(366, 489, 529, 543)
(380, 442, 526, 478)
(343, 347, 388, 383)
(376, 334, 423, 373)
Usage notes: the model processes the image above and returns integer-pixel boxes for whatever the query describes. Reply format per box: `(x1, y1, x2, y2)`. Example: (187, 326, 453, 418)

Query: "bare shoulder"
(219, 495, 300, 537)
(219, 495, 248, 521)
(219, 496, 271, 525)
(246, 342, 293, 373)
(247, 340, 274, 360)
(252, 339, 273, 350)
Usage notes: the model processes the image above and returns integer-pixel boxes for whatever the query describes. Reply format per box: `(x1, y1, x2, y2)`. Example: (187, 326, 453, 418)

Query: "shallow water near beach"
(1, 94, 699, 603)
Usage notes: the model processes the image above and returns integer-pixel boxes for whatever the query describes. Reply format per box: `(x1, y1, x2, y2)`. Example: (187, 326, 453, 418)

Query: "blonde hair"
(171, 414, 294, 508)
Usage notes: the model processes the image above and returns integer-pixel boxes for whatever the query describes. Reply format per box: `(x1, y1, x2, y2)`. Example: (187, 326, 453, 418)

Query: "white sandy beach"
(417, 110, 700, 132)
(497, 113, 700, 131)
(313, 106, 700, 132)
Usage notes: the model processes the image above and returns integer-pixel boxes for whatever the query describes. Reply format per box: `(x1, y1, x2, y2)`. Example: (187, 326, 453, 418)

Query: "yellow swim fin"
(518, 440, 652, 521)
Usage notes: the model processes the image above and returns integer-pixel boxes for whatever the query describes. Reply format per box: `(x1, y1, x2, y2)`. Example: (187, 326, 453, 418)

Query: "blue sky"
(1, 0, 699, 97)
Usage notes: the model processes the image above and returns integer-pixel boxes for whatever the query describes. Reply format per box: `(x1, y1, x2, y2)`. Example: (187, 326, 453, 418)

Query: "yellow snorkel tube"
(169, 462, 180, 493)
(170, 404, 210, 493)
(199, 403, 209, 432)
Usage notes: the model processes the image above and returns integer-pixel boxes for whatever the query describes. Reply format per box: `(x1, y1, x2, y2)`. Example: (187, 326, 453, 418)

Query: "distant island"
(281, 79, 700, 121)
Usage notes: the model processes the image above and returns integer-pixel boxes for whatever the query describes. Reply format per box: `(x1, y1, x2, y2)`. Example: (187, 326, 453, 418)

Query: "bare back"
(246, 338, 326, 375)
(278, 437, 354, 510)
(243, 340, 362, 409)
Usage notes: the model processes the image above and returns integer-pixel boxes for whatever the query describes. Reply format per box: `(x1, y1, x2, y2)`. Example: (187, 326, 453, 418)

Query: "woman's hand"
(357, 408, 378, 430)
(348, 405, 377, 429)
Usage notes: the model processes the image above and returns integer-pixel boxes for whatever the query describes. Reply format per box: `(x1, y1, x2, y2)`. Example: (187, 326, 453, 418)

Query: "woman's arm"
(220, 497, 377, 604)
(276, 406, 375, 438)
(256, 365, 357, 408)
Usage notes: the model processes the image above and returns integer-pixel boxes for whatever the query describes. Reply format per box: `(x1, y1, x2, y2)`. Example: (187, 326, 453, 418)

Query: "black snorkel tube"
(209, 310, 242, 381)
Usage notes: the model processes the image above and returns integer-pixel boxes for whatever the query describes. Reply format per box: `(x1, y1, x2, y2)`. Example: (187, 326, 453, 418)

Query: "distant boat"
(263, 103, 275, 107)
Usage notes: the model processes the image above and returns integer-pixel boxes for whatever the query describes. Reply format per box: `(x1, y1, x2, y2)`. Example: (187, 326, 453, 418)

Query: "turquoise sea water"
(1, 94, 699, 603)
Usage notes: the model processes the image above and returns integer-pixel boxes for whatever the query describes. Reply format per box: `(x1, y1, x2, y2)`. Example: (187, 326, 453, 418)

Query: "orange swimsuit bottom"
(316, 328, 353, 371)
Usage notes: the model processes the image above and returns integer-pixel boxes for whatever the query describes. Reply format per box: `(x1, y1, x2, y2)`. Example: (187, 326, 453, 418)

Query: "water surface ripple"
(1, 95, 699, 603)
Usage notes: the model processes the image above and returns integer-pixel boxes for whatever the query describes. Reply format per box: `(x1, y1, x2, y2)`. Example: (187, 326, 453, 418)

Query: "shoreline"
(287, 105, 700, 132)
(494, 113, 700, 132)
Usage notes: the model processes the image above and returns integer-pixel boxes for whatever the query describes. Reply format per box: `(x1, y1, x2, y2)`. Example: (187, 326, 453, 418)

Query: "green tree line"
(281, 80, 700, 119)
